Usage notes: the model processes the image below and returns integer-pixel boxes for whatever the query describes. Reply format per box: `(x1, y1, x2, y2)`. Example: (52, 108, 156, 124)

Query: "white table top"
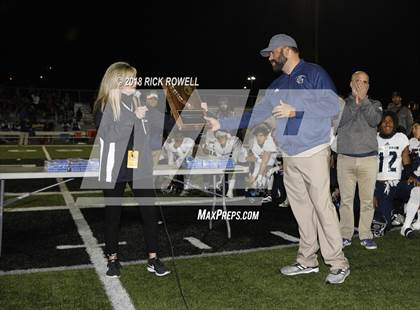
(0, 165, 248, 180)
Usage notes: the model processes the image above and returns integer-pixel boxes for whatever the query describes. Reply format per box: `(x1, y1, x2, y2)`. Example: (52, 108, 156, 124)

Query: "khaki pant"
(337, 155, 377, 240)
(283, 147, 349, 270)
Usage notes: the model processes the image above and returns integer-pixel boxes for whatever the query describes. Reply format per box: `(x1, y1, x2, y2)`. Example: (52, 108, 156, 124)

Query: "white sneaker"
(401, 227, 418, 239)
(280, 263, 319, 276)
(326, 268, 350, 284)
(262, 195, 272, 203)
(226, 191, 234, 199)
(391, 213, 405, 226)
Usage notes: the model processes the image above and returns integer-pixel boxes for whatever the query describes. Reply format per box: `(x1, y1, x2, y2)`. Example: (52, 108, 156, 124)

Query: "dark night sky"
(1, 0, 419, 104)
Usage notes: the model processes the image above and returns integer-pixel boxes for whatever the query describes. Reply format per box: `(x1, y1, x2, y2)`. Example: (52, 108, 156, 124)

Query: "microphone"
(133, 90, 147, 134)
(134, 90, 142, 101)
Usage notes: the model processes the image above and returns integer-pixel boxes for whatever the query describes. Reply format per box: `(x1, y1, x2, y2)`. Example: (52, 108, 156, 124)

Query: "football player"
(211, 131, 246, 198)
(400, 122, 420, 233)
(246, 125, 278, 203)
(373, 112, 420, 238)
(161, 131, 195, 196)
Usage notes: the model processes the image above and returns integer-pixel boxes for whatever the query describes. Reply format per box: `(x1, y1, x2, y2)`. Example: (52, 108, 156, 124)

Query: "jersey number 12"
(378, 151, 397, 173)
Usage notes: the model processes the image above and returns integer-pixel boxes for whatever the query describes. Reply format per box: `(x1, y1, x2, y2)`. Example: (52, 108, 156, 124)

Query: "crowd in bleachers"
(0, 87, 94, 132)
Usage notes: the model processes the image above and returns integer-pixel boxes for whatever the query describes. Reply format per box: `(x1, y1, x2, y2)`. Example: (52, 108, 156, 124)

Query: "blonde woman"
(94, 62, 170, 277)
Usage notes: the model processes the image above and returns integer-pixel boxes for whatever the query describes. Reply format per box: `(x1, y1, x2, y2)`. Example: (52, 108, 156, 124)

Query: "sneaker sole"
(326, 270, 350, 284)
(147, 266, 171, 277)
(106, 274, 120, 278)
(281, 267, 319, 276)
(362, 246, 377, 250)
(360, 242, 377, 250)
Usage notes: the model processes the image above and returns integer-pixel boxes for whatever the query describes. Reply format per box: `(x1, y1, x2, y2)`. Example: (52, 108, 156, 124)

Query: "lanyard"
(121, 100, 147, 135)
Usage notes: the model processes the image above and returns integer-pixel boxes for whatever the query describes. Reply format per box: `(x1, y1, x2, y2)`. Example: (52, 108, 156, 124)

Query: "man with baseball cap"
(205, 34, 349, 284)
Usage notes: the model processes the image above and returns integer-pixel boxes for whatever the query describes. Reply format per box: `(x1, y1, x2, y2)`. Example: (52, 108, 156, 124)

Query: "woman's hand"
(135, 106, 148, 119)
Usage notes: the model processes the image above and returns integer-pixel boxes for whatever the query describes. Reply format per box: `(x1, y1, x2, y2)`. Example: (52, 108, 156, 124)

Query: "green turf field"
(0, 145, 45, 160)
(1, 144, 419, 309)
(0, 269, 112, 310)
(0, 231, 419, 309)
(1, 144, 95, 209)
(4, 194, 66, 209)
(0, 145, 94, 161)
(45, 145, 93, 159)
(120, 231, 420, 310)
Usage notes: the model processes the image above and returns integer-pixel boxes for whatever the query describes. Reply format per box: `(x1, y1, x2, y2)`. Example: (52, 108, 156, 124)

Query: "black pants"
(103, 181, 158, 256)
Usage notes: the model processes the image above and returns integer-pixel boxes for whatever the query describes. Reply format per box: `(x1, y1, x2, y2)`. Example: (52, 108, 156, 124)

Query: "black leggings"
(103, 181, 158, 256)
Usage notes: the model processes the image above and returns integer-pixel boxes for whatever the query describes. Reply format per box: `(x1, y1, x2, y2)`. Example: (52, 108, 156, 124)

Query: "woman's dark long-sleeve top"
(94, 93, 153, 188)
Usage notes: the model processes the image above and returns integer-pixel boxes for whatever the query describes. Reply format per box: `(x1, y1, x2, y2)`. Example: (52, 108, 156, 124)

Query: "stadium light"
(9, 76, 13, 81)
(247, 75, 256, 90)
(243, 86, 247, 89)
(40, 75, 44, 79)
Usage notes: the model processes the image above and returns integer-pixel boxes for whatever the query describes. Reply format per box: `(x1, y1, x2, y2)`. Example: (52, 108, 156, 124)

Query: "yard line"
(123, 243, 299, 267)
(75, 196, 247, 207)
(0, 164, 36, 167)
(183, 237, 212, 250)
(57, 241, 127, 250)
(0, 264, 94, 276)
(5, 190, 103, 196)
(5, 205, 69, 212)
(270, 231, 300, 243)
(69, 190, 103, 194)
(42, 145, 135, 310)
(7, 149, 37, 153)
(55, 149, 83, 152)
(0, 145, 93, 147)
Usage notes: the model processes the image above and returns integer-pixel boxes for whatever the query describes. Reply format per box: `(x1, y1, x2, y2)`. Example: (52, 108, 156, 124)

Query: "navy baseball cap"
(260, 34, 298, 57)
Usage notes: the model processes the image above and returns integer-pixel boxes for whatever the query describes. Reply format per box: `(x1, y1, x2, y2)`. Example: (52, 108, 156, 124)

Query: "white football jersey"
(251, 135, 278, 166)
(377, 133, 409, 181)
(409, 137, 420, 177)
(213, 136, 241, 158)
(163, 137, 195, 165)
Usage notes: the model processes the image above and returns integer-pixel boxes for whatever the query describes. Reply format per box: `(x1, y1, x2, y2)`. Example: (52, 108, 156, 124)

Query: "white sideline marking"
(56, 149, 83, 152)
(75, 196, 247, 207)
(183, 237, 212, 250)
(5, 206, 69, 212)
(0, 264, 94, 276)
(41, 146, 135, 310)
(0, 164, 36, 167)
(57, 241, 127, 250)
(0, 243, 299, 276)
(5, 190, 103, 196)
(3, 197, 248, 212)
(270, 231, 300, 243)
(8, 149, 37, 153)
(123, 243, 299, 267)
